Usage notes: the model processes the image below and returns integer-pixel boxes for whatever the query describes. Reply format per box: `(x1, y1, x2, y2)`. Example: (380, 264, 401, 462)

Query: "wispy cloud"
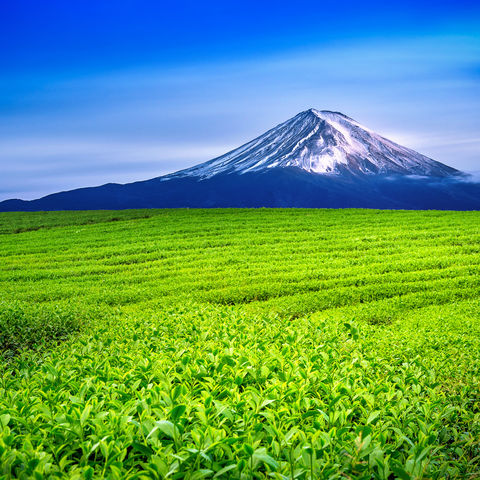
(0, 139, 233, 200)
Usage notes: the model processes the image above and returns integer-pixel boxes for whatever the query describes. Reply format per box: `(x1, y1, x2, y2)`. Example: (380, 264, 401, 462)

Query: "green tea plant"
(0, 209, 479, 479)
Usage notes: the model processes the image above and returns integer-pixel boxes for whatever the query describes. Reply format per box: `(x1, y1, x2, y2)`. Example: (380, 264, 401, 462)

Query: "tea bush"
(0, 209, 479, 479)
(0, 301, 85, 358)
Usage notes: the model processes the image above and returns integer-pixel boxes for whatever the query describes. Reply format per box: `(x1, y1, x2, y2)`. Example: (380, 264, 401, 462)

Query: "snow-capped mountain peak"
(164, 109, 460, 180)
(2, 109, 478, 212)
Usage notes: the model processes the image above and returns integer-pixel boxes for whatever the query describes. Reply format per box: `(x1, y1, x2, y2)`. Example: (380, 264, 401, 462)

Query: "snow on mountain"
(163, 109, 459, 180)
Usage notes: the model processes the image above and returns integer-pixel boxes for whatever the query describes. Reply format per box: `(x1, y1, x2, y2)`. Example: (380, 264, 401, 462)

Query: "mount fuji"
(166, 109, 459, 179)
(1, 109, 479, 211)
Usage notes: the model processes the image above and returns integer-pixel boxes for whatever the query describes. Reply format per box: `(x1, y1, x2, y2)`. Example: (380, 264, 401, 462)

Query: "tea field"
(0, 209, 479, 479)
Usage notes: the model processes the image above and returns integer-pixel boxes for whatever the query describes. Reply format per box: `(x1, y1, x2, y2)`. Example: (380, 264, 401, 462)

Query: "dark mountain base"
(1, 169, 479, 211)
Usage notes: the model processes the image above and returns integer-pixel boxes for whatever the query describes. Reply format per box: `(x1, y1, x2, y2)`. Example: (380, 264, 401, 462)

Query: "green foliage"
(0, 301, 87, 358)
(0, 208, 479, 478)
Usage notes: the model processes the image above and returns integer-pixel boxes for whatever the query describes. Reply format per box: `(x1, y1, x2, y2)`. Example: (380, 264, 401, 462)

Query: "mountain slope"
(1, 109, 478, 212)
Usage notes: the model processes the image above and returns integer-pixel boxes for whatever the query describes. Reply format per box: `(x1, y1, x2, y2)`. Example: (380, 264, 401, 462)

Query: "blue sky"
(1, 0, 479, 200)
